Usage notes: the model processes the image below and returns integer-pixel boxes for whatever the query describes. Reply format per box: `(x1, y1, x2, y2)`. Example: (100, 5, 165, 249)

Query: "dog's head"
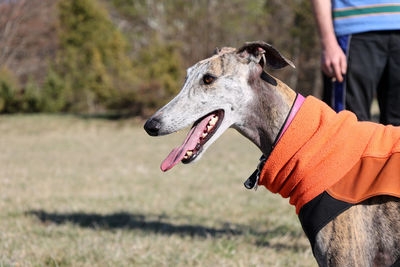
(144, 41, 294, 171)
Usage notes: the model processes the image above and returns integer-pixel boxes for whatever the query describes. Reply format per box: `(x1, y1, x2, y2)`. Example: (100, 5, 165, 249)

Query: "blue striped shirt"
(332, 0, 400, 36)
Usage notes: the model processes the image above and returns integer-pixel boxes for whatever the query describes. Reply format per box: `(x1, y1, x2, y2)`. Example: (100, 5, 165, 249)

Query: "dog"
(144, 41, 400, 266)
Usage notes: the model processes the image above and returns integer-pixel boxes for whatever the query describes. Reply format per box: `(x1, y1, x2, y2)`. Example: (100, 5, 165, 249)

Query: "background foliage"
(0, 0, 319, 115)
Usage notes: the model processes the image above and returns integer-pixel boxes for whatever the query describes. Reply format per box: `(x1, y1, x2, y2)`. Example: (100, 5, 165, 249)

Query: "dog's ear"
(237, 41, 295, 69)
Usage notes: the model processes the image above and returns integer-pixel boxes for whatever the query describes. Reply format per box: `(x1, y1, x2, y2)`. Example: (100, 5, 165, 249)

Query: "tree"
(0, 0, 58, 85)
(53, 0, 138, 112)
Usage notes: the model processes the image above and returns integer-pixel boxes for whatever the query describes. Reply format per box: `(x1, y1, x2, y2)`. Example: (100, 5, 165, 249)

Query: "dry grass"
(0, 114, 316, 266)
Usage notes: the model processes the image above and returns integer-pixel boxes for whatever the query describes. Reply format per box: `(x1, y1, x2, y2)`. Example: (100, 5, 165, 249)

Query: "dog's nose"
(144, 117, 161, 136)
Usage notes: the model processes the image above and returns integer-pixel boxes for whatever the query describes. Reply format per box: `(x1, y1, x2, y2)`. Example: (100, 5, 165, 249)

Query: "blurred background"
(0, 0, 320, 117)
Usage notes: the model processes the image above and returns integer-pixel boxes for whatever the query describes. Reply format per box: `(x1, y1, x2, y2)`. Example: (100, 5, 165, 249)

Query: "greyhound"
(144, 41, 400, 266)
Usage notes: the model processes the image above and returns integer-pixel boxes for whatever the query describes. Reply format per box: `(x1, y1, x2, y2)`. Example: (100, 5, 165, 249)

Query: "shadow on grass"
(26, 210, 309, 251)
(26, 210, 242, 238)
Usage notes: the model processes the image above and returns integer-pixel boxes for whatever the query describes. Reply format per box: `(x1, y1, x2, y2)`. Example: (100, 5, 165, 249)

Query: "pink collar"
(276, 94, 305, 143)
(244, 94, 305, 191)
(244, 93, 306, 190)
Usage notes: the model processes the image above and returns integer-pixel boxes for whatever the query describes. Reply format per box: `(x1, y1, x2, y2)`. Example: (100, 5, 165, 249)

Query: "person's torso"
(332, 0, 400, 36)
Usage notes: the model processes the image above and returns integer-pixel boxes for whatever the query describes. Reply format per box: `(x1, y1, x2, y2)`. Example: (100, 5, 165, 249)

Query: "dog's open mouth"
(160, 110, 224, 172)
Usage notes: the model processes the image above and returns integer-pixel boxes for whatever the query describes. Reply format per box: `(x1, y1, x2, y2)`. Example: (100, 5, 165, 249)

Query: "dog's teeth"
(183, 155, 188, 159)
(207, 125, 212, 131)
(186, 151, 193, 156)
(202, 132, 208, 138)
(209, 117, 217, 126)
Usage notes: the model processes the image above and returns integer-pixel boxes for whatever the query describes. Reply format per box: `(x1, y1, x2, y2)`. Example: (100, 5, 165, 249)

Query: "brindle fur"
(144, 41, 400, 266)
(314, 196, 400, 267)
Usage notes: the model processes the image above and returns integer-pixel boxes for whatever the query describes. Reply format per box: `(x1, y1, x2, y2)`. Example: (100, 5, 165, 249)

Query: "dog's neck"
(234, 72, 296, 156)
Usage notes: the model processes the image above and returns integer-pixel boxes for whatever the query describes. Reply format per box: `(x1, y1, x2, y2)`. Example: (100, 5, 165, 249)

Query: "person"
(311, 0, 400, 125)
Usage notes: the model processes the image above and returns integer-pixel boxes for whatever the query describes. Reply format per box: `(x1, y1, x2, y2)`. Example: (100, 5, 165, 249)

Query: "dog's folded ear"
(237, 41, 295, 69)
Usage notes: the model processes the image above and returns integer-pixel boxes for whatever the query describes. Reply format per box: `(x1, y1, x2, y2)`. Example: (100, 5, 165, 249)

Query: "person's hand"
(321, 41, 347, 82)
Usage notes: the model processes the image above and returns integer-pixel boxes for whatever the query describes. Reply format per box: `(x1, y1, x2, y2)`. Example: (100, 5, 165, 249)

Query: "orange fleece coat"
(258, 96, 400, 214)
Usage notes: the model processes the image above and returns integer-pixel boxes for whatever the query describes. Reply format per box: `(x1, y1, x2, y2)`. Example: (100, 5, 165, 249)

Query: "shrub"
(134, 40, 184, 113)
(19, 77, 42, 112)
(0, 68, 45, 113)
(41, 68, 70, 112)
(54, 0, 137, 113)
(0, 67, 19, 113)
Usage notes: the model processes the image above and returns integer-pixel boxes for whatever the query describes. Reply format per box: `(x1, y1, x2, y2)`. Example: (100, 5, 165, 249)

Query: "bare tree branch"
(0, 0, 58, 84)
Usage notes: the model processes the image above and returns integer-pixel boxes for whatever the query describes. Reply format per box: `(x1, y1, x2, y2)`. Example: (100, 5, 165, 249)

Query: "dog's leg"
(314, 196, 400, 267)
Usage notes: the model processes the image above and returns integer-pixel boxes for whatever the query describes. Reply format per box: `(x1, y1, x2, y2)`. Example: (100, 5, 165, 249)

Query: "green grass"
(0, 114, 316, 266)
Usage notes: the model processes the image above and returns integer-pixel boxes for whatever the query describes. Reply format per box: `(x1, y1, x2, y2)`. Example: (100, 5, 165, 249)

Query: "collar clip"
(244, 155, 266, 191)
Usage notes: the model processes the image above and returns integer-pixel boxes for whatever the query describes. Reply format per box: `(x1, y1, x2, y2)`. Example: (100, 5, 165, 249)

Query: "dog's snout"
(144, 117, 162, 136)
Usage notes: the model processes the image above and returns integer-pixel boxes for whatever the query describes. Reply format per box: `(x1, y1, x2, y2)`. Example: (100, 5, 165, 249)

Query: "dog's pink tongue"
(160, 114, 214, 172)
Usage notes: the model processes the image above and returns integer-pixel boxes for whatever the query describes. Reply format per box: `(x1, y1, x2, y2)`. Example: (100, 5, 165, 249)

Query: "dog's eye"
(202, 74, 216, 85)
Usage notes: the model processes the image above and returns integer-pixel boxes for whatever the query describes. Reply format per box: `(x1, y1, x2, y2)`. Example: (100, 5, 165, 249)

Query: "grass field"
(0, 115, 316, 266)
